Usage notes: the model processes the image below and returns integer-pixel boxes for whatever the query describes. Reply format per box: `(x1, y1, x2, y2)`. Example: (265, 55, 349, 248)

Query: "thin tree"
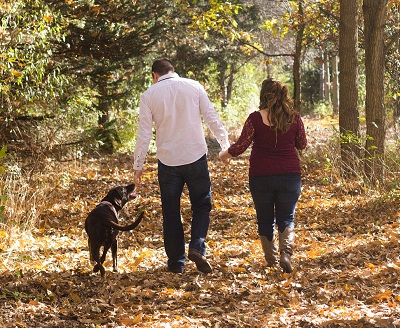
(338, 0, 361, 177)
(363, 0, 389, 183)
(293, 0, 305, 112)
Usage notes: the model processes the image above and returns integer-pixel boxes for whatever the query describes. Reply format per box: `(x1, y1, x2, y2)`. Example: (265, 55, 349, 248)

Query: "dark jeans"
(158, 154, 212, 270)
(249, 174, 301, 241)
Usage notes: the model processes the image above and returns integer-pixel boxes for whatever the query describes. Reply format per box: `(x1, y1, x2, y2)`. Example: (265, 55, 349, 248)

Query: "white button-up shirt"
(133, 72, 230, 170)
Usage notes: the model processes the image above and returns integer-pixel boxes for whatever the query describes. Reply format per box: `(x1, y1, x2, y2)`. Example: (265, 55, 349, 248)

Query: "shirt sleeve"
(228, 115, 255, 157)
(198, 85, 230, 151)
(133, 94, 153, 170)
(295, 115, 307, 150)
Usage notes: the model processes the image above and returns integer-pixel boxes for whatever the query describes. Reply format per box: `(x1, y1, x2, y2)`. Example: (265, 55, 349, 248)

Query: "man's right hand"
(219, 150, 232, 164)
(133, 170, 143, 188)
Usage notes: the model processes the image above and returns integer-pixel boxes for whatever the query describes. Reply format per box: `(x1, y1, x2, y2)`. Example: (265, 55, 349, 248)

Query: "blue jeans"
(158, 155, 212, 270)
(249, 174, 301, 241)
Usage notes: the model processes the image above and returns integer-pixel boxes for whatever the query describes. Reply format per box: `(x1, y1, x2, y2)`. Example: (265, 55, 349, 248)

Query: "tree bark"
(338, 0, 360, 176)
(97, 78, 114, 153)
(363, 0, 388, 183)
(217, 61, 228, 109)
(332, 55, 339, 117)
(324, 51, 331, 104)
(293, 0, 304, 112)
(319, 49, 325, 101)
(226, 63, 237, 104)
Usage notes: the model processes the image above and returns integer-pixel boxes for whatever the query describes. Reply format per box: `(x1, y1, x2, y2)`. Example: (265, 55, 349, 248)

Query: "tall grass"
(0, 156, 72, 250)
(303, 117, 400, 192)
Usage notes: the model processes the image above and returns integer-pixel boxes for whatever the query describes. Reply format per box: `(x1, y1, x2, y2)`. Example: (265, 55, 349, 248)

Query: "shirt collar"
(158, 72, 179, 82)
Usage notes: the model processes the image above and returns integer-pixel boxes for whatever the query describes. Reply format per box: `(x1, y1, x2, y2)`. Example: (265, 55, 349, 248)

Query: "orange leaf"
(120, 313, 143, 325)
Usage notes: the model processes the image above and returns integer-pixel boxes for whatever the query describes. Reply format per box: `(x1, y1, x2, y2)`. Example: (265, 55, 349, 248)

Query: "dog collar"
(99, 201, 118, 218)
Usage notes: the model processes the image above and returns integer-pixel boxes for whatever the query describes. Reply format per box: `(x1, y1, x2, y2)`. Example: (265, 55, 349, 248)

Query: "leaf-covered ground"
(1, 118, 400, 327)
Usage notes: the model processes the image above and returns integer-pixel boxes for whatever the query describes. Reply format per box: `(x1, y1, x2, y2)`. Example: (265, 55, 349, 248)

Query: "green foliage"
(1, 0, 262, 156)
(93, 119, 121, 153)
(310, 102, 333, 117)
(115, 108, 140, 153)
(217, 62, 261, 126)
(1, 0, 67, 117)
(261, 0, 340, 47)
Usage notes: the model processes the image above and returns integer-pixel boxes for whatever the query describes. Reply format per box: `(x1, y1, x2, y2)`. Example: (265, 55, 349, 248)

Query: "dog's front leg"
(111, 239, 118, 272)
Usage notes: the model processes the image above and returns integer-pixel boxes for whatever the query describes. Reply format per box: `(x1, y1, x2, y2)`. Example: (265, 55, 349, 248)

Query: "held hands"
(133, 170, 143, 188)
(219, 150, 232, 164)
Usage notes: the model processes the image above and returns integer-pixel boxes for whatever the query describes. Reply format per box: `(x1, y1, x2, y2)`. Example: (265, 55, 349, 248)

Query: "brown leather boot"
(279, 227, 294, 273)
(260, 235, 278, 267)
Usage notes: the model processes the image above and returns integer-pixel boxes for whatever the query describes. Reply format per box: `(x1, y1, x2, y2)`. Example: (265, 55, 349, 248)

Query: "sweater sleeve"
(228, 115, 255, 157)
(295, 115, 307, 150)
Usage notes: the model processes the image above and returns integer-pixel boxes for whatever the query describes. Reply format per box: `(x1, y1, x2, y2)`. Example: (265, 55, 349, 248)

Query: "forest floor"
(0, 117, 400, 327)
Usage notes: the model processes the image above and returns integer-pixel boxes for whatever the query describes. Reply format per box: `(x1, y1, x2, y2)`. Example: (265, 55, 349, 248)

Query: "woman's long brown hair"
(259, 78, 297, 133)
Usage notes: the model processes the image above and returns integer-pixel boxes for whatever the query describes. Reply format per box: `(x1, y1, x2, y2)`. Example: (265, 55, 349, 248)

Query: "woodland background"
(1, 0, 400, 327)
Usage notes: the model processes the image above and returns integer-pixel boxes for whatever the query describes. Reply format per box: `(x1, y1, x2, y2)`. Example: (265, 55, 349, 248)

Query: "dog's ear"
(126, 184, 135, 193)
(112, 186, 124, 208)
(126, 184, 136, 199)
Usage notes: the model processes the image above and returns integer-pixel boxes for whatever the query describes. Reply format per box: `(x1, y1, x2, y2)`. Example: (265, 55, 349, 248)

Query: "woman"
(219, 78, 307, 273)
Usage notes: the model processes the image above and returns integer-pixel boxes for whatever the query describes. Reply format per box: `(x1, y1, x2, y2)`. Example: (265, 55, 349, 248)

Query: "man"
(133, 58, 230, 274)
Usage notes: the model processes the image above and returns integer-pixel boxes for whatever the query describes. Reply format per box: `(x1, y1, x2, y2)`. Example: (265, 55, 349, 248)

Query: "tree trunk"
(226, 63, 237, 104)
(217, 61, 228, 109)
(338, 0, 360, 177)
(98, 80, 109, 126)
(97, 78, 114, 153)
(395, 97, 400, 121)
(293, 0, 304, 112)
(332, 55, 339, 117)
(319, 49, 325, 101)
(363, 0, 388, 183)
(324, 51, 331, 104)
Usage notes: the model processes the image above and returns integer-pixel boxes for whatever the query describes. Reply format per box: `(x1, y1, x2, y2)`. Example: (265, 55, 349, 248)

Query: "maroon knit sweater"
(228, 111, 307, 177)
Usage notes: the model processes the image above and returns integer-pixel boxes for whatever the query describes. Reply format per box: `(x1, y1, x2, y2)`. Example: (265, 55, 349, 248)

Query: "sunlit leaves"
(0, 0, 66, 115)
(261, 0, 340, 47)
(191, 1, 241, 40)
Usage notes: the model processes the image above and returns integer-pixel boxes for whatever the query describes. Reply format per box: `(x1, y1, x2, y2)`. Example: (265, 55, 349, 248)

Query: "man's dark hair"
(152, 58, 174, 76)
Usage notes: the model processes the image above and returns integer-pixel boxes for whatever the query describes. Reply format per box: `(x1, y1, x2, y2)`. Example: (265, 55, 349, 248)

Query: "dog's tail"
(107, 210, 145, 231)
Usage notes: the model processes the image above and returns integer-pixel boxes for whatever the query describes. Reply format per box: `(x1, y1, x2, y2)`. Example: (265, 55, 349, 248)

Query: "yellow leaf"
(43, 14, 53, 23)
(132, 312, 143, 324)
(163, 288, 175, 294)
(232, 266, 246, 273)
(10, 69, 22, 77)
(130, 250, 153, 272)
(330, 299, 344, 306)
(367, 290, 392, 303)
(307, 248, 324, 259)
(69, 292, 81, 303)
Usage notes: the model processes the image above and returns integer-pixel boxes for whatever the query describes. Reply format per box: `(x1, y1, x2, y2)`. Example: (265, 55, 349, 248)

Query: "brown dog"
(84, 184, 144, 276)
